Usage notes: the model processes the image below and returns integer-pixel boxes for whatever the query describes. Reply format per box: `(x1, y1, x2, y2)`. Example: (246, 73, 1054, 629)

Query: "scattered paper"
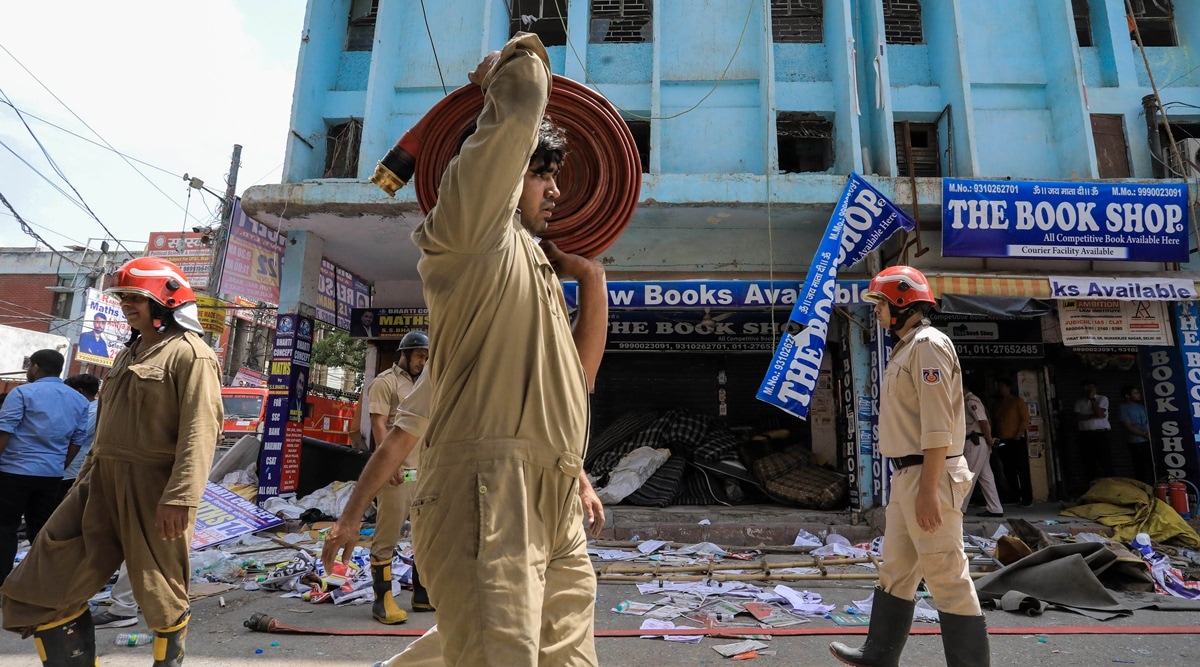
(698, 519, 711, 525)
(712, 640, 769, 657)
(793, 529, 822, 548)
(671, 542, 728, 557)
(638, 618, 704, 643)
(773, 585, 835, 617)
(612, 601, 657, 616)
(637, 540, 670, 554)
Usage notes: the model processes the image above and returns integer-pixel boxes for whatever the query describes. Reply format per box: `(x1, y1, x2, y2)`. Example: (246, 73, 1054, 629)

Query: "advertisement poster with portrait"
(75, 289, 130, 367)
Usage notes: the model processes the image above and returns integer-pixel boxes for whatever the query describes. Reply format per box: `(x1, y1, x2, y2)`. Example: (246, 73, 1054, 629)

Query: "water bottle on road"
(115, 632, 153, 646)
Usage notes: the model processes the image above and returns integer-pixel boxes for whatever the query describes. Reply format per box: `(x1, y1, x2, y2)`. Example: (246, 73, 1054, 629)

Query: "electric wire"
(0, 210, 89, 247)
(419, 0, 448, 95)
(0, 43, 205, 237)
(0, 189, 93, 270)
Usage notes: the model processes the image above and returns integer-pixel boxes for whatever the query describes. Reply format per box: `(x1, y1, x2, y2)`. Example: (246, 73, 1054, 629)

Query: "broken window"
(884, 0, 924, 45)
(346, 0, 379, 52)
(1090, 114, 1131, 178)
(324, 120, 362, 179)
(894, 121, 940, 177)
(1071, 0, 1094, 47)
(590, 0, 652, 43)
(777, 112, 834, 173)
(771, 0, 823, 44)
(1128, 0, 1177, 47)
(510, 0, 568, 46)
(624, 117, 651, 173)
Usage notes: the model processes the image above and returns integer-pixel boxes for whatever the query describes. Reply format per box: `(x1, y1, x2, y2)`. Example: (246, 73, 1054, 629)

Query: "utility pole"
(210, 145, 250, 385)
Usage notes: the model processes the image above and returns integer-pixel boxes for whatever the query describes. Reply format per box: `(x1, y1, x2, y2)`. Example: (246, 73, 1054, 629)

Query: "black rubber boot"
(151, 610, 189, 667)
(939, 611, 991, 667)
(828, 587, 914, 667)
(32, 607, 96, 666)
(371, 560, 407, 624)
(410, 561, 434, 612)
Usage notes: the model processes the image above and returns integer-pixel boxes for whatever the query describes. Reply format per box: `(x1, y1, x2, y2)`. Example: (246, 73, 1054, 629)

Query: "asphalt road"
(1, 576, 1197, 665)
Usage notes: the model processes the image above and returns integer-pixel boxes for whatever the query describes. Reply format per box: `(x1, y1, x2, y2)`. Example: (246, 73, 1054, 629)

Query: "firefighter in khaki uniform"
(830, 266, 991, 667)
(368, 32, 606, 666)
(1, 257, 222, 667)
(365, 330, 431, 623)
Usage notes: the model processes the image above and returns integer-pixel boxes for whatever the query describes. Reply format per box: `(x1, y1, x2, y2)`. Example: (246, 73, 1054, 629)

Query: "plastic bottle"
(115, 633, 153, 646)
(1132, 532, 1154, 558)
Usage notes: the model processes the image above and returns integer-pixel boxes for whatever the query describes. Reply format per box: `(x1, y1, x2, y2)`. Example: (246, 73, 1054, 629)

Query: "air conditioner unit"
(1174, 138, 1200, 179)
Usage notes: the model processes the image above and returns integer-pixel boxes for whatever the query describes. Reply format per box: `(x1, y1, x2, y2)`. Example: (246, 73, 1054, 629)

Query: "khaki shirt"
(393, 373, 431, 440)
(878, 322, 964, 458)
(367, 365, 418, 468)
(89, 330, 223, 506)
(411, 33, 589, 458)
(964, 390, 988, 438)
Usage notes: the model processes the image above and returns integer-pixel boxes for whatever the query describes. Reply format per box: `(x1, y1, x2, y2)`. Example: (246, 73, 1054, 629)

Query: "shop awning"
(927, 276, 1050, 299)
(938, 294, 1055, 318)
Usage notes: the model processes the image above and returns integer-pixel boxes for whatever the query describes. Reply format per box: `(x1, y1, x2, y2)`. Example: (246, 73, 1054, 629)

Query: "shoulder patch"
(921, 367, 941, 385)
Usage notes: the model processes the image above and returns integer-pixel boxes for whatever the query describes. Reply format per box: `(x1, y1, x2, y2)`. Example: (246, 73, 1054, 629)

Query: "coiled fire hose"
(370, 76, 640, 259)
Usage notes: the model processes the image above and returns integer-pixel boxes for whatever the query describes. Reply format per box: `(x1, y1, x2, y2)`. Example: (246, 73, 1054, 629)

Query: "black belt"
(891, 454, 962, 470)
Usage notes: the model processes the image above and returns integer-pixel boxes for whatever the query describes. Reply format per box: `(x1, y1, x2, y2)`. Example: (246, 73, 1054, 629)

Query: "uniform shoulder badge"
(921, 367, 941, 384)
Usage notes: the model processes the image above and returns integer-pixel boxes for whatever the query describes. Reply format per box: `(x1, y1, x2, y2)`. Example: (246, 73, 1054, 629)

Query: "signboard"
(146, 231, 212, 291)
(757, 173, 915, 420)
(349, 308, 429, 339)
(1058, 299, 1172, 346)
(942, 178, 1188, 262)
(75, 289, 129, 367)
(1048, 275, 1195, 301)
(194, 295, 227, 336)
(232, 367, 266, 388)
(1173, 302, 1200, 490)
(604, 310, 782, 352)
(257, 313, 312, 501)
(191, 482, 285, 551)
(316, 260, 337, 326)
(1138, 343, 1200, 487)
(337, 266, 372, 331)
(931, 317, 1044, 359)
(219, 199, 286, 305)
(231, 296, 277, 329)
(563, 279, 873, 310)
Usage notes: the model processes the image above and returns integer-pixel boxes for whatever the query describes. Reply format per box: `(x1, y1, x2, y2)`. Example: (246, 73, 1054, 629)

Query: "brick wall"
(591, 0, 651, 43)
(884, 0, 923, 45)
(0, 273, 57, 333)
(772, 0, 823, 44)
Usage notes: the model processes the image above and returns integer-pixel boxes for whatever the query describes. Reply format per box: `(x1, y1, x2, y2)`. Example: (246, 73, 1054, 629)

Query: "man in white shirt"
(1074, 379, 1113, 487)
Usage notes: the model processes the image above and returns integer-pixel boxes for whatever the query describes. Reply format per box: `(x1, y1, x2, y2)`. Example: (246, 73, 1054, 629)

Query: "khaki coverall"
(877, 323, 981, 617)
(367, 365, 419, 562)
(0, 331, 222, 631)
(408, 33, 597, 666)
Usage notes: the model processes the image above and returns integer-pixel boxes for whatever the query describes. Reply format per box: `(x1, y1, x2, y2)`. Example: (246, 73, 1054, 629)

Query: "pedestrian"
(1116, 385, 1154, 486)
(992, 378, 1033, 506)
(0, 349, 89, 586)
(1075, 379, 1113, 485)
(364, 330, 430, 623)
(0, 257, 223, 667)
(830, 265, 990, 666)
(962, 381, 1004, 518)
(374, 32, 610, 666)
(59, 373, 100, 504)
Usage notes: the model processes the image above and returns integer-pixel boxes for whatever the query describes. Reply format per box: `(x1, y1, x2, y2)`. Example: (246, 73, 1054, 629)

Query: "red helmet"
(106, 257, 196, 308)
(863, 266, 935, 309)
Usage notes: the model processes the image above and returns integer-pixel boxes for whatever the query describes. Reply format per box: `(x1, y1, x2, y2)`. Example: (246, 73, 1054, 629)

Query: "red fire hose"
(372, 76, 640, 259)
(243, 612, 1200, 637)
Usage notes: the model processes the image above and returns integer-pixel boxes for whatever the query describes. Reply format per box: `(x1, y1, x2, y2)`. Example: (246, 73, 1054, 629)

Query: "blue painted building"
(243, 0, 1200, 508)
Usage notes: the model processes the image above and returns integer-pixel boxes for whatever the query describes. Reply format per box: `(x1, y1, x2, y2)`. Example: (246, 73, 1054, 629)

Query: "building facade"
(242, 0, 1200, 508)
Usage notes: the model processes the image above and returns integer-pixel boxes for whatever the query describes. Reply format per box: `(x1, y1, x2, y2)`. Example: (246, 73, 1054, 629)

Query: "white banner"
(75, 289, 130, 367)
(1058, 299, 1172, 346)
(1048, 275, 1195, 301)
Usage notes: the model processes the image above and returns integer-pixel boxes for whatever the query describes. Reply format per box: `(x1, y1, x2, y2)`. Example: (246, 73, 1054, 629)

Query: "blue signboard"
(562, 279, 872, 310)
(757, 174, 915, 420)
(1169, 302, 1200, 490)
(942, 178, 1188, 262)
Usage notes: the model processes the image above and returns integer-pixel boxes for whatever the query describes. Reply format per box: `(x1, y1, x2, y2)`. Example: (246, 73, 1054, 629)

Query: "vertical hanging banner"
(316, 260, 337, 326)
(219, 199, 286, 305)
(1138, 342, 1200, 488)
(75, 289, 130, 367)
(757, 173, 915, 419)
(257, 313, 312, 502)
(1170, 302, 1200, 489)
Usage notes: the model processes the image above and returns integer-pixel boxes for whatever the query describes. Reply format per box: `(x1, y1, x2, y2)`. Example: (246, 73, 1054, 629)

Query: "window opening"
(771, 0, 823, 44)
(623, 117, 651, 173)
(894, 121, 940, 177)
(884, 0, 924, 45)
(1128, 0, 1177, 47)
(1160, 122, 1200, 179)
(778, 112, 834, 173)
(510, 0, 568, 46)
(1071, 0, 1094, 47)
(346, 0, 379, 52)
(590, 0, 652, 43)
(324, 120, 363, 179)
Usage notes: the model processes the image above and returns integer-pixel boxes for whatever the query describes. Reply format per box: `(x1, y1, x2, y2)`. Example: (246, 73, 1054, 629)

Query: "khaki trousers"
(411, 437, 597, 667)
(961, 439, 1003, 514)
(380, 625, 444, 666)
(371, 477, 419, 562)
(878, 458, 982, 616)
(1, 458, 193, 631)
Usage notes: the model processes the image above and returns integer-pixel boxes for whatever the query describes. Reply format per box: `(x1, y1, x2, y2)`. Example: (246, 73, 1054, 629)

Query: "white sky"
(0, 0, 306, 254)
